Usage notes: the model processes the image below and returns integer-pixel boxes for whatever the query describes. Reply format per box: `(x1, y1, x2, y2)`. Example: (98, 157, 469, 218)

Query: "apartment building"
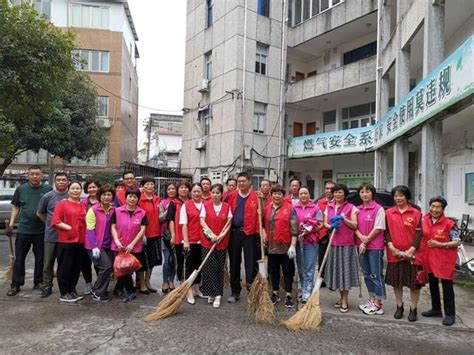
(7, 0, 139, 175)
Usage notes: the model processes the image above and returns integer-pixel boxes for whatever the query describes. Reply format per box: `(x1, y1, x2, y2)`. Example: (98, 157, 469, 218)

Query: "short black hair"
(140, 176, 155, 186)
(177, 179, 191, 190)
(271, 184, 286, 195)
(237, 172, 251, 180)
(191, 182, 203, 190)
(391, 185, 411, 201)
(28, 165, 42, 171)
(331, 183, 349, 198)
(84, 179, 101, 192)
(211, 183, 224, 194)
(97, 184, 116, 200)
(260, 179, 271, 186)
(54, 172, 68, 180)
(325, 181, 336, 187)
(200, 177, 211, 184)
(125, 188, 141, 200)
(226, 178, 237, 185)
(289, 177, 301, 186)
(357, 182, 376, 197)
(429, 196, 448, 209)
(122, 170, 135, 178)
(298, 186, 312, 199)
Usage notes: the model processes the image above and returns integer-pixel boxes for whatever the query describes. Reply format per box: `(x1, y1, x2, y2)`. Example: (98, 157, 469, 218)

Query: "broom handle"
(196, 241, 218, 274)
(5, 219, 14, 255)
(316, 228, 336, 279)
(257, 197, 265, 260)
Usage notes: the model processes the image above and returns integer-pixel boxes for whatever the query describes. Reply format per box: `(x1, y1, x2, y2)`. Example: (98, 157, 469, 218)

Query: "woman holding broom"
(179, 183, 205, 305)
(263, 184, 299, 308)
(200, 183, 232, 308)
(323, 183, 359, 313)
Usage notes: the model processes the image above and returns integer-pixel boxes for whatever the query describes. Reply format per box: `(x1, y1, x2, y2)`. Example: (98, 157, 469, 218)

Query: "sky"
(127, 0, 187, 150)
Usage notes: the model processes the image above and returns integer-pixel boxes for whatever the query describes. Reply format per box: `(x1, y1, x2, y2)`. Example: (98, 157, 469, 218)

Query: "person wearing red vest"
(114, 170, 139, 207)
(160, 182, 178, 293)
(323, 184, 359, 313)
(200, 177, 212, 201)
(138, 176, 162, 294)
(385, 185, 422, 322)
(264, 185, 299, 308)
(225, 172, 260, 303)
(316, 180, 335, 288)
(355, 183, 386, 316)
(222, 177, 237, 201)
(258, 179, 272, 207)
(420, 196, 460, 326)
(200, 184, 232, 308)
(166, 179, 191, 283)
(179, 182, 205, 305)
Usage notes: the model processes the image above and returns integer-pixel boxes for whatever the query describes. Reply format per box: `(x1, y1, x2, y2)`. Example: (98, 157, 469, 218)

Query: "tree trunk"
(0, 158, 13, 177)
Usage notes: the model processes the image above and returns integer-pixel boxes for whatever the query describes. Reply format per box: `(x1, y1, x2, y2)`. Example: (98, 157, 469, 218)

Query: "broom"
(145, 241, 218, 321)
(282, 228, 336, 331)
(247, 198, 275, 324)
(4, 219, 15, 280)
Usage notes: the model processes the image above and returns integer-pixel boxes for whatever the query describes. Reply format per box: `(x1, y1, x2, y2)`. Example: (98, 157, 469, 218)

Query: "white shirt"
(200, 202, 233, 219)
(179, 201, 203, 225)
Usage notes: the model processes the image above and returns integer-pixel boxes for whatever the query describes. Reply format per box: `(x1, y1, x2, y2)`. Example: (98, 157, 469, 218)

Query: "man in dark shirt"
(6, 166, 52, 296)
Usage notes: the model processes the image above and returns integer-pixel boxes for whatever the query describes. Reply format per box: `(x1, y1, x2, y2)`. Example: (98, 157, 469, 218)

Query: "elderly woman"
(355, 183, 386, 315)
(385, 185, 422, 322)
(420, 196, 459, 326)
(263, 185, 298, 308)
(323, 183, 359, 313)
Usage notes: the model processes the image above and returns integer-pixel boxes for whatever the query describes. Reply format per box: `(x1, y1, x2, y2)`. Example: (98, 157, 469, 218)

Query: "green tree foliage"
(0, 0, 106, 175)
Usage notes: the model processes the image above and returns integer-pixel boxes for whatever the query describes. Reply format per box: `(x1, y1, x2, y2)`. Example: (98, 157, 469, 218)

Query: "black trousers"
(428, 273, 456, 316)
(88, 248, 113, 297)
(184, 244, 202, 285)
(57, 242, 82, 296)
(80, 247, 92, 283)
(112, 251, 135, 293)
(268, 253, 295, 293)
(175, 244, 185, 282)
(228, 229, 259, 295)
(11, 233, 44, 288)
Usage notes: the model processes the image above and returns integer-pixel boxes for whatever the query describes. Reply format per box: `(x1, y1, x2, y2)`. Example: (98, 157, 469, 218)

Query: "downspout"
(277, 0, 287, 183)
(374, 0, 383, 188)
(240, 0, 248, 170)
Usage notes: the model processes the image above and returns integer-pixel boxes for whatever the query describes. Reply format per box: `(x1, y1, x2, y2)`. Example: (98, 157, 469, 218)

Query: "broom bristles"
(145, 279, 192, 321)
(282, 290, 322, 331)
(4, 255, 14, 280)
(247, 273, 276, 324)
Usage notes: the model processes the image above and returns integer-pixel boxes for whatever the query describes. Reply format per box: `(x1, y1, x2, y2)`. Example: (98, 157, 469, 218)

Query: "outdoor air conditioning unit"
(96, 117, 111, 128)
(195, 138, 206, 151)
(210, 171, 222, 184)
(198, 78, 209, 93)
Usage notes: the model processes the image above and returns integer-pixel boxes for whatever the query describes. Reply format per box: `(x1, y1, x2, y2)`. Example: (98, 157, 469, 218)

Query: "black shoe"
(32, 283, 42, 290)
(227, 293, 240, 303)
(442, 315, 455, 326)
(408, 307, 417, 322)
(271, 293, 281, 304)
(422, 309, 442, 317)
(394, 304, 404, 319)
(7, 286, 20, 297)
(285, 295, 294, 308)
(40, 287, 52, 298)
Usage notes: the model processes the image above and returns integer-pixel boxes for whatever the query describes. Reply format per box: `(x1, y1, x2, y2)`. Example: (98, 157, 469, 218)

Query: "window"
(198, 105, 212, 136)
(73, 50, 110, 73)
(206, 0, 213, 28)
(303, 0, 310, 21)
(205, 51, 212, 80)
(32, 1, 51, 19)
(97, 96, 109, 117)
(251, 169, 266, 190)
(255, 44, 268, 75)
(293, 122, 303, 137)
(257, 0, 270, 17)
(253, 102, 267, 134)
(71, 4, 109, 29)
(341, 102, 375, 130)
(70, 149, 107, 167)
(290, 0, 343, 26)
(13, 149, 48, 164)
(343, 42, 377, 65)
(323, 110, 336, 132)
(306, 122, 316, 135)
(200, 168, 208, 178)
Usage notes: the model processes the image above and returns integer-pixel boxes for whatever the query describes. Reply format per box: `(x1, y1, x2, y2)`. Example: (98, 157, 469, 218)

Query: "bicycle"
(455, 214, 474, 276)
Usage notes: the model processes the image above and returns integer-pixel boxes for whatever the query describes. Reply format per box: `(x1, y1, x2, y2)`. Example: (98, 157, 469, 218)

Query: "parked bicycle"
(455, 214, 474, 276)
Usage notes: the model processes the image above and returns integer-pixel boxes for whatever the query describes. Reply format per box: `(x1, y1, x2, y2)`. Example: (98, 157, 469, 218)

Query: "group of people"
(5, 166, 460, 326)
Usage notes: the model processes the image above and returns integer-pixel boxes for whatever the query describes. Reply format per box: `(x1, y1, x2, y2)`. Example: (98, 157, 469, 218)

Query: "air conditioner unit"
(210, 171, 222, 184)
(96, 117, 111, 128)
(198, 78, 209, 93)
(195, 138, 206, 151)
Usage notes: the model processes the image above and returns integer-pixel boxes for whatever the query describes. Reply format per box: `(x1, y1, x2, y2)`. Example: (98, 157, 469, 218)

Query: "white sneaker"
(213, 296, 221, 308)
(359, 299, 372, 311)
(363, 303, 384, 315)
(208, 297, 214, 304)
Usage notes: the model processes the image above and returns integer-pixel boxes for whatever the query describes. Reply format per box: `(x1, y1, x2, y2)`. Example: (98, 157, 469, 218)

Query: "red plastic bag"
(113, 251, 142, 278)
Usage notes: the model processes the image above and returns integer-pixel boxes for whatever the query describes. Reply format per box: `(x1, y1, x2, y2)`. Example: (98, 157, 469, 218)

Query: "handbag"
(113, 250, 142, 278)
(415, 266, 428, 286)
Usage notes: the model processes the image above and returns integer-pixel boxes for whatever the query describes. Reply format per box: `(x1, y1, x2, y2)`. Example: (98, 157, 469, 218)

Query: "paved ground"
(0, 232, 473, 354)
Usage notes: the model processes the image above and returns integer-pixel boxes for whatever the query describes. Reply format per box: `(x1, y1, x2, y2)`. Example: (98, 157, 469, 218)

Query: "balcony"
(286, 56, 376, 104)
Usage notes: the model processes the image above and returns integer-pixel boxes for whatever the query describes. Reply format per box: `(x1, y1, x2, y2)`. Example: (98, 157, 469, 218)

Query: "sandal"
(334, 301, 342, 308)
(161, 288, 170, 294)
(340, 305, 349, 313)
(139, 288, 150, 295)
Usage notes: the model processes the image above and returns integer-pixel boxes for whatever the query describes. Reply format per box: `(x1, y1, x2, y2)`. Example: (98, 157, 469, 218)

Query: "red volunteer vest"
(317, 198, 331, 240)
(201, 202, 230, 250)
(173, 199, 184, 244)
(184, 200, 204, 244)
(227, 190, 259, 236)
(139, 193, 161, 238)
(421, 214, 457, 280)
(264, 202, 292, 244)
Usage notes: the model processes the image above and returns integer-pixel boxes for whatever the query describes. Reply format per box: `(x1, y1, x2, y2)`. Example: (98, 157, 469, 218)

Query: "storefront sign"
(288, 35, 474, 159)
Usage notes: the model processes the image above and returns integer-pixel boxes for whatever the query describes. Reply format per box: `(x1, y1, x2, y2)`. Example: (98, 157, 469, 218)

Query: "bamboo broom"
(145, 241, 218, 321)
(247, 198, 275, 324)
(4, 219, 15, 280)
(282, 229, 336, 330)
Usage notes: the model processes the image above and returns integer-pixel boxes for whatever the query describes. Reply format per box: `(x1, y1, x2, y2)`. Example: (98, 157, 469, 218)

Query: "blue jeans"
(302, 243, 319, 298)
(360, 249, 386, 299)
(161, 239, 175, 284)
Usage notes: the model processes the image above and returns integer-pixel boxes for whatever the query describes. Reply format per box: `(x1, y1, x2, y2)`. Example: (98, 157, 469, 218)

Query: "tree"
(0, 0, 106, 176)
